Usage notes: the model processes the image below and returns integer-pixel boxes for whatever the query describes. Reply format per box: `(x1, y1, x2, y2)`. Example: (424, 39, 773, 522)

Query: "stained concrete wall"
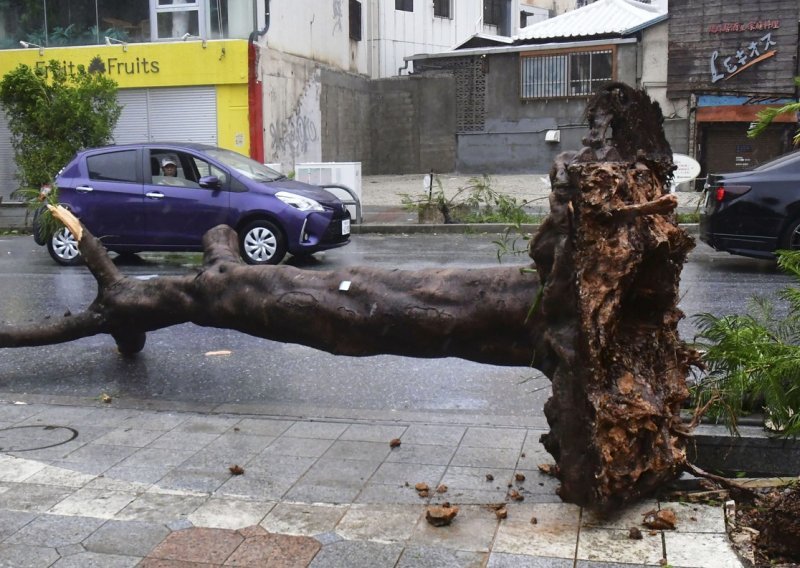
(367, 75, 456, 174)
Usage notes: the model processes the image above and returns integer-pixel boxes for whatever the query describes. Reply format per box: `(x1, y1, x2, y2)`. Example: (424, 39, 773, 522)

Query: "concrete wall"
(368, 75, 456, 174)
(319, 68, 371, 165)
(455, 45, 640, 173)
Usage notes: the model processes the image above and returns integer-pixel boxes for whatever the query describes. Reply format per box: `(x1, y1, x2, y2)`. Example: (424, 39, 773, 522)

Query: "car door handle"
(146, 191, 165, 200)
(76, 185, 94, 193)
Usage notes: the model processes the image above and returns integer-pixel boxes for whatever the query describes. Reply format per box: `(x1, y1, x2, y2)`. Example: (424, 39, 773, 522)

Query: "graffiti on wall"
(267, 71, 322, 166)
(333, 0, 343, 33)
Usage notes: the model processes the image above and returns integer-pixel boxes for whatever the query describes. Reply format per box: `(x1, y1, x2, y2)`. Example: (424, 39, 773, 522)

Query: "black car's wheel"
(47, 227, 83, 266)
(239, 220, 287, 265)
(783, 218, 800, 250)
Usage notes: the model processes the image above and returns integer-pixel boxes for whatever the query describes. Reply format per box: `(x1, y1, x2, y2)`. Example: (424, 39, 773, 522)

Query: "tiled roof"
(515, 0, 666, 41)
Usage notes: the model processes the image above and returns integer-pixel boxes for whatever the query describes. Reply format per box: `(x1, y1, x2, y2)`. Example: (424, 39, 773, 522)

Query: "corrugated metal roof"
(515, 0, 666, 41)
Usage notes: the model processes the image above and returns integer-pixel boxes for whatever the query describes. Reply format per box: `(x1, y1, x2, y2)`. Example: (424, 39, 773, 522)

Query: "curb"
(353, 223, 701, 236)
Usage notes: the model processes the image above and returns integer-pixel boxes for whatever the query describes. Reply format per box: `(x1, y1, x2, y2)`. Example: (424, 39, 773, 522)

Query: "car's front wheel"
(239, 220, 287, 265)
(47, 227, 82, 266)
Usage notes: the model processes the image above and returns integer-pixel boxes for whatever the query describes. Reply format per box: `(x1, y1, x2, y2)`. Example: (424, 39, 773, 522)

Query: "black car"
(700, 150, 800, 259)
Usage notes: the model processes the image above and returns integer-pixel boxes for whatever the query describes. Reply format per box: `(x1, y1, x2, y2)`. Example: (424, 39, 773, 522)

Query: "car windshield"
(204, 148, 284, 182)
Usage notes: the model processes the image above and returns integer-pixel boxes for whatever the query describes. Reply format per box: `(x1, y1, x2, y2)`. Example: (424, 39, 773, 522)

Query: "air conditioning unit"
(545, 130, 561, 143)
(294, 162, 362, 222)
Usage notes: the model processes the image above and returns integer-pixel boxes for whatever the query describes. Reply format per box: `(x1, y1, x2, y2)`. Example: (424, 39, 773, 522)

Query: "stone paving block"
(54, 543, 83, 556)
(336, 503, 422, 543)
(4, 514, 105, 548)
(203, 433, 275, 455)
(355, 482, 433, 505)
(576, 528, 664, 565)
(172, 416, 241, 435)
(303, 458, 381, 484)
(322, 440, 392, 463)
(283, 421, 349, 440)
(83, 408, 144, 428)
(659, 501, 727, 533)
(119, 412, 188, 431)
(50, 550, 141, 567)
(0, 454, 48, 482)
(432, 487, 511, 505)
(147, 527, 243, 564)
(96, 464, 171, 487)
(0, 403, 44, 423)
(22, 465, 96, 488)
(0, 509, 37, 540)
(0, 543, 59, 567)
(488, 553, 574, 567)
(396, 544, 486, 567)
(0, 484, 74, 513)
(400, 424, 466, 447)
(115, 447, 198, 469)
(507, 469, 560, 498)
(93, 428, 165, 448)
(307, 540, 403, 567)
(460, 427, 527, 449)
(441, 466, 515, 492)
(188, 498, 274, 529)
(83, 519, 170, 557)
(114, 493, 206, 523)
(258, 436, 335, 458)
(339, 424, 409, 443)
(384, 443, 457, 466)
(49, 488, 138, 519)
(388, 464, 445, 494)
(449, 446, 522, 469)
(581, 500, 660, 530)
(60, 444, 139, 473)
(242, 453, 317, 477)
(149, 431, 221, 451)
(233, 418, 294, 437)
(493, 503, 579, 559)
(224, 531, 322, 567)
(663, 532, 743, 568)
(575, 562, 656, 567)
(154, 470, 231, 494)
(176, 447, 260, 473)
(261, 502, 348, 536)
(216, 471, 297, 502)
(283, 482, 364, 505)
(409, 504, 499, 553)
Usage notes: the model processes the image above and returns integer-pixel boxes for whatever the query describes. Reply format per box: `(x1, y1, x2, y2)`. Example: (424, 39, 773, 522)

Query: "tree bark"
(0, 83, 700, 512)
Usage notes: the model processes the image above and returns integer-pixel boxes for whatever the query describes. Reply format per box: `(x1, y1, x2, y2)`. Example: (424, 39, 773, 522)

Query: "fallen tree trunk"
(0, 83, 701, 512)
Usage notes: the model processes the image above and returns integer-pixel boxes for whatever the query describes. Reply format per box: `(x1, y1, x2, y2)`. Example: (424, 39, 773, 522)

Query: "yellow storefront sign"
(1, 40, 251, 153)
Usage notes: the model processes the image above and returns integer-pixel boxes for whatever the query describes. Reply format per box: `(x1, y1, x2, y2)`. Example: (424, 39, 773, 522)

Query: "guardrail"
(320, 184, 362, 225)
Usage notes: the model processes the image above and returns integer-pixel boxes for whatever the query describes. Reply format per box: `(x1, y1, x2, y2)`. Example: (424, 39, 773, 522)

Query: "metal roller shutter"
(113, 86, 217, 146)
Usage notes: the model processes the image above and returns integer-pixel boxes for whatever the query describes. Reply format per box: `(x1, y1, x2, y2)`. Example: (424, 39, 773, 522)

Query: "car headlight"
(276, 191, 324, 212)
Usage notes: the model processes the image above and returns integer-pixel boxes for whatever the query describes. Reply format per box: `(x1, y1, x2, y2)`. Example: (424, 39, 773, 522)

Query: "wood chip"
(495, 506, 508, 520)
(389, 438, 401, 448)
(436, 484, 448, 494)
(229, 464, 245, 475)
(415, 482, 429, 492)
(629, 527, 643, 539)
(515, 473, 526, 482)
(508, 489, 524, 501)
(643, 509, 677, 530)
(426, 504, 459, 526)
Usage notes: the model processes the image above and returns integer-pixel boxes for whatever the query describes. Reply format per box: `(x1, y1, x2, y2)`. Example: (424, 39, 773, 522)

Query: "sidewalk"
(0, 397, 742, 567)
(356, 173, 705, 229)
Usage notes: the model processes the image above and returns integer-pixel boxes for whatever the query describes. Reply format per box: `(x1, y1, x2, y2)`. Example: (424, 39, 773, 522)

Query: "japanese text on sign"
(709, 32, 777, 83)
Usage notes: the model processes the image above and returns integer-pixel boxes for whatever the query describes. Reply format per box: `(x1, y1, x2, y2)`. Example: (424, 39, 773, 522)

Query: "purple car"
(35, 143, 351, 265)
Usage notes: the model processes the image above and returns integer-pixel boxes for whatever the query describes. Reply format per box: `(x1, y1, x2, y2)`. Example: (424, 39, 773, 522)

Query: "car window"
(191, 156, 228, 186)
(203, 147, 283, 182)
(149, 150, 200, 188)
(87, 150, 138, 183)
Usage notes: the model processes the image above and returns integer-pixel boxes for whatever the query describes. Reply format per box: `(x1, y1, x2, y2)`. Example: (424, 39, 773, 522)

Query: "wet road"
(0, 233, 791, 421)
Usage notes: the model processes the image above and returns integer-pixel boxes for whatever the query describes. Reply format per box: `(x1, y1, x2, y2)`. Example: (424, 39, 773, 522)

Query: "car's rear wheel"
(782, 218, 800, 250)
(239, 220, 287, 265)
(47, 227, 82, 266)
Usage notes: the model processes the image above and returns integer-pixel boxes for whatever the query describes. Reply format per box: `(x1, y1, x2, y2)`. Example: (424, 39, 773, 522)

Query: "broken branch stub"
(529, 83, 700, 511)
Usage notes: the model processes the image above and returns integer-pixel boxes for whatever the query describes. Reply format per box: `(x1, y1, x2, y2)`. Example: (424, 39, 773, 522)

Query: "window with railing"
(520, 48, 614, 99)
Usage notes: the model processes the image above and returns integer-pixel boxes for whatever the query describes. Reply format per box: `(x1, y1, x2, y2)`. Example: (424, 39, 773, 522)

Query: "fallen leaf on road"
(99, 393, 112, 403)
(229, 464, 245, 475)
(389, 438, 401, 448)
(436, 484, 448, 494)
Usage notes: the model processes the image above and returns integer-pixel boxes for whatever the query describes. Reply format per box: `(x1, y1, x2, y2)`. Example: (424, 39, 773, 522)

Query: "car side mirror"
(199, 175, 221, 189)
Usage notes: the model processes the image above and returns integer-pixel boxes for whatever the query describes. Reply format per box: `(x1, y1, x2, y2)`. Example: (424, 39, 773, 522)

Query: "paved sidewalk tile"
(409, 504, 499, 553)
(493, 503, 579, 559)
(308, 540, 402, 567)
(663, 532, 743, 568)
(187, 497, 274, 529)
(83, 519, 170, 557)
(576, 527, 664, 565)
(336, 503, 422, 543)
(261, 502, 348, 536)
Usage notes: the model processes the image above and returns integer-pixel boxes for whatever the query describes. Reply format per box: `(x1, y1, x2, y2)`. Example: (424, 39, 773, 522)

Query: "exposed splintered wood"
(0, 82, 700, 512)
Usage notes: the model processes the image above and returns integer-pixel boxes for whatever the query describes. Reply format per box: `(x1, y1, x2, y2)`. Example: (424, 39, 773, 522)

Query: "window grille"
(395, 0, 413, 12)
(484, 0, 503, 25)
(434, 0, 450, 18)
(520, 49, 613, 99)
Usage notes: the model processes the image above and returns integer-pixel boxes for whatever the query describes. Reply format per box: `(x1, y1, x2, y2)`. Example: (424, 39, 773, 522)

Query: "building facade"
(667, 0, 800, 179)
